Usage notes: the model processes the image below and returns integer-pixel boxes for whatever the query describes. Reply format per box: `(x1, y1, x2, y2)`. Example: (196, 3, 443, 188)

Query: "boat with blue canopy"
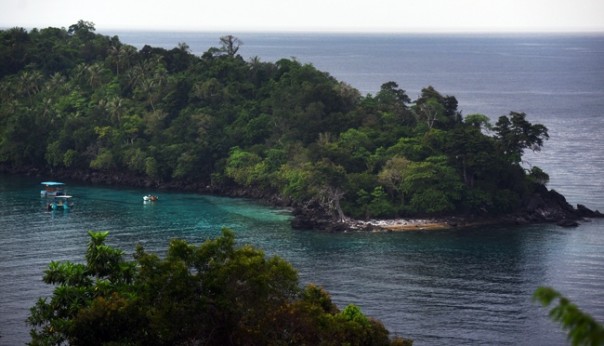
(47, 195, 74, 211)
(40, 181, 66, 197)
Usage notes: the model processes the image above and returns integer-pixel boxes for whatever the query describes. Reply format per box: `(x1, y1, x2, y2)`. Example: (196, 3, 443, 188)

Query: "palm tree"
(106, 96, 124, 123)
(85, 62, 107, 89)
(45, 72, 66, 92)
(108, 44, 137, 77)
(18, 70, 44, 98)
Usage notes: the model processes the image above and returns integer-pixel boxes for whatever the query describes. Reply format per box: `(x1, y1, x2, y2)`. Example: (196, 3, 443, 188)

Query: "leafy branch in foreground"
(28, 229, 412, 345)
(533, 286, 604, 346)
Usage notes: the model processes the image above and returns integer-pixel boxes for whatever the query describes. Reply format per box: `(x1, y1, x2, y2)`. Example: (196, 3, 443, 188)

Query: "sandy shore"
(348, 218, 454, 232)
(347, 217, 496, 232)
(379, 221, 452, 231)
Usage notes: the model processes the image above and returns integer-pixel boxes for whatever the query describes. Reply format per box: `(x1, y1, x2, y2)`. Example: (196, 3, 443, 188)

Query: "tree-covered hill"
(1, 21, 561, 225)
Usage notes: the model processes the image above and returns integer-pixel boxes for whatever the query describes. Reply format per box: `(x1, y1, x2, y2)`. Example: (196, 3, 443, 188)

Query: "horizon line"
(3, 23, 604, 36)
(97, 27, 604, 35)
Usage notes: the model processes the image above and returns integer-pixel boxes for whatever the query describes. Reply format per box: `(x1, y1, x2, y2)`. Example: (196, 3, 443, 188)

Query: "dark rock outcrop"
(290, 200, 348, 232)
(577, 204, 604, 218)
(523, 186, 578, 222)
(557, 219, 580, 227)
(521, 186, 603, 227)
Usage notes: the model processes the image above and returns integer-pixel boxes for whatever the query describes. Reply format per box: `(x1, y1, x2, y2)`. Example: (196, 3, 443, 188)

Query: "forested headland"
(1, 21, 598, 229)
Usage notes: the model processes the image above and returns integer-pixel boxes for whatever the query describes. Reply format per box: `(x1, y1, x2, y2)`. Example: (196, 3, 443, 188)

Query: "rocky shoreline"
(290, 184, 604, 232)
(3, 164, 603, 232)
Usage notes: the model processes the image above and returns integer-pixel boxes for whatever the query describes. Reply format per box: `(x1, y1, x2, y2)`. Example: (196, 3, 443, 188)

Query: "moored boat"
(47, 195, 74, 211)
(40, 181, 66, 197)
(143, 195, 159, 202)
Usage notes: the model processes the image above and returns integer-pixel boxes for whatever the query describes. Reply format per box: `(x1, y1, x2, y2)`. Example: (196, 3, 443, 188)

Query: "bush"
(28, 229, 413, 345)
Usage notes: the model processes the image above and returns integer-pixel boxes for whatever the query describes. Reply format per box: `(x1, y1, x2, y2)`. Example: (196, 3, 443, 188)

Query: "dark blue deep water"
(1, 33, 603, 345)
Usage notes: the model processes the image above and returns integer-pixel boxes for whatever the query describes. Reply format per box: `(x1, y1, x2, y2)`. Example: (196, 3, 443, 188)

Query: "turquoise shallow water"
(1, 174, 603, 345)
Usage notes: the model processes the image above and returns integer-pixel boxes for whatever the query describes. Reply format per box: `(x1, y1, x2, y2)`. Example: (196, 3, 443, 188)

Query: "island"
(0, 22, 601, 232)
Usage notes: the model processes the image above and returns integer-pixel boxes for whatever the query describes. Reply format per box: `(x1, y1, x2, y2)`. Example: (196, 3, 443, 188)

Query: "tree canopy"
(28, 229, 412, 345)
(0, 22, 551, 221)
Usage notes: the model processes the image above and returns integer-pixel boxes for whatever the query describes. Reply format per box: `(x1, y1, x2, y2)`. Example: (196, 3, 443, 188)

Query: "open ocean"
(1, 32, 603, 345)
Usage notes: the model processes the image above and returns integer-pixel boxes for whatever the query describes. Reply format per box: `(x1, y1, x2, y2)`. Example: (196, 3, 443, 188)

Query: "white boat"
(47, 195, 74, 211)
(40, 181, 66, 197)
(143, 195, 159, 202)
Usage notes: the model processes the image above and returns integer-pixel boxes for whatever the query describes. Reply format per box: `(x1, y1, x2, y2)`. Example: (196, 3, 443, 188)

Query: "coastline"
(341, 216, 506, 232)
(291, 184, 604, 232)
(352, 218, 464, 232)
(2, 164, 603, 232)
(341, 211, 603, 233)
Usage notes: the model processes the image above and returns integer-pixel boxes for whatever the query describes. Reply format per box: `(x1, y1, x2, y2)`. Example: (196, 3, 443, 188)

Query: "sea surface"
(1, 33, 604, 345)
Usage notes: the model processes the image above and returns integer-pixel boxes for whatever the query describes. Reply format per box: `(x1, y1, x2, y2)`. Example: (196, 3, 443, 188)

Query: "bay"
(2, 32, 604, 345)
(2, 175, 604, 345)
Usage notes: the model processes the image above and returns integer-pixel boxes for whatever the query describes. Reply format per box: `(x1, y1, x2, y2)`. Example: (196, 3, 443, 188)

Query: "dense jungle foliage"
(28, 229, 412, 345)
(0, 21, 551, 219)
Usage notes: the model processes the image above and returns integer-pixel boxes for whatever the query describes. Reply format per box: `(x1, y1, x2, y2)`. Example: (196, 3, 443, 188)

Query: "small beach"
(351, 218, 458, 232)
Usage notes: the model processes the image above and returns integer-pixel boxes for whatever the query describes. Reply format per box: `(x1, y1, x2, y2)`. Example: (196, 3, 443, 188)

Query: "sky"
(1, 0, 603, 33)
